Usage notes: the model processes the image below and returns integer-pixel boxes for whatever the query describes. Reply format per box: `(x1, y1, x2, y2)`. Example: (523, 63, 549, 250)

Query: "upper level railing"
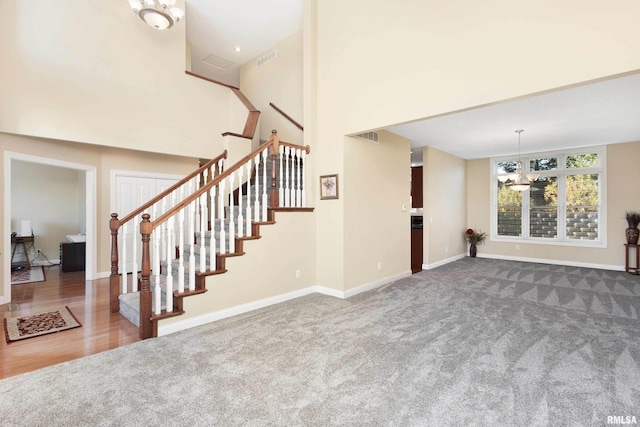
(109, 130, 310, 339)
(269, 102, 303, 131)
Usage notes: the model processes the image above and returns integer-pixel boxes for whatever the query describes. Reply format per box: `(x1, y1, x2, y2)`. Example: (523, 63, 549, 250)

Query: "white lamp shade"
(140, 9, 172, 29)
(497, 175, 509, 183)
(143, 0, 156, 6)
(510, 183, 530, 191)
(170, 7, 185, 21)
(129, 0, 142, 12)
(158, 0, 171, 6)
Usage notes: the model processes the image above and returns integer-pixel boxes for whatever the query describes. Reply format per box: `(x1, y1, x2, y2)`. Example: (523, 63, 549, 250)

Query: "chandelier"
(128, 0, 185, 30)
(499, 130, 539, 191)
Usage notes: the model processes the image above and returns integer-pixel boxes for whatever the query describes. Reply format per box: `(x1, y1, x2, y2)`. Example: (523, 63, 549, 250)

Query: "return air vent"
(202, 54, 235, 71)
(257, 50, 277, 67)
(354, 131, 379, 144)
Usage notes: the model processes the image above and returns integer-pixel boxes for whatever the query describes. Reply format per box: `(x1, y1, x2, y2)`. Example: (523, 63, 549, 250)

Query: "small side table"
(11, 235, 34, 270)
(624, 243, 640, 274)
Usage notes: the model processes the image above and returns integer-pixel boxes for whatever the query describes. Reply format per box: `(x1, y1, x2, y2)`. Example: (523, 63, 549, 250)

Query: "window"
(492, 148, 605, 246)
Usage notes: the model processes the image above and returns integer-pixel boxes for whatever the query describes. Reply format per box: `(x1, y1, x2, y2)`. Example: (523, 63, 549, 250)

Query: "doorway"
(3, 152, 97, 305)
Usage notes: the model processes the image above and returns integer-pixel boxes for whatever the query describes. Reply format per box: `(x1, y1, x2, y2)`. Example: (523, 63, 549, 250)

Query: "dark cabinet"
(60, 242, 86, 272)
(411, 166, 423, 208)
(411, 216, 423, 274)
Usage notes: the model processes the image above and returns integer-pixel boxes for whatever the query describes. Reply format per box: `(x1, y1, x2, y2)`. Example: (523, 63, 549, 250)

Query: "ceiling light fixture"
(128, 0, 184, 30)
(235, 46, 242, 53)
(498, 130, 539, 191)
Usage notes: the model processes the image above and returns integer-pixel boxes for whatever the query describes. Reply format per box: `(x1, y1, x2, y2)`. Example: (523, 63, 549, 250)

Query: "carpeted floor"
(0, 258, 639, 426)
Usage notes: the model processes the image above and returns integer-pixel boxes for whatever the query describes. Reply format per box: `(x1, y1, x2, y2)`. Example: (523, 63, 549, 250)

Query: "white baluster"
(229, 172, 236, 253)
(188, 199, 196, 292)
(154, 278, 161, 316)
(296, 149, 302, 207)
(165, 216, 174, 313)
(237, 167, 244, 238)
(153, 229, 161, 315)
(262, 148, 268, 220)
(132, 219, 138, 292)
(284, 146, 290, 207)
(278, 145, 284, 207)
(121, 223, 128, 294)
(246, 160, 253, 236)
(160, 198, 167, 262)
(254, 154, 261, 221)
(209, 186, 217, 271)
(219, 178, 227, 255)
(178, 206, 185, 293)
(199, 193, 207, 272)
(301, 150, 307, 207)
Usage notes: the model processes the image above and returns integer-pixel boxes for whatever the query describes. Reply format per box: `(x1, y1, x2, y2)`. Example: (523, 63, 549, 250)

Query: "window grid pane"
(529, 176, 558, 238)
(497, 181, 522, 236)
(565, 174, 599, 240)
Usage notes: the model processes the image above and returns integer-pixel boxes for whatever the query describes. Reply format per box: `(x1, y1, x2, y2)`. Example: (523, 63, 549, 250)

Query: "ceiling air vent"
(354, 131, 379, 144)
(257, 50, 277, 67)
(202, 54, 235, 71)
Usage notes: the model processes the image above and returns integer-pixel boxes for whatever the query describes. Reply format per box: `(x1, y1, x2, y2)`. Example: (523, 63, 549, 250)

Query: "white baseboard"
(423, 253, 466, 270)
(31, 259, 60, 267)
(158, 287, 318, 337)
(95, 271, 111, 279)
(476, 253, 625, 271)
(158, 270, 413, 337)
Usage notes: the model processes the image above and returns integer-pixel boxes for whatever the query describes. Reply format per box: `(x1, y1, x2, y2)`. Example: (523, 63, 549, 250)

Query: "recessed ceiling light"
(235, 46, 242, 52)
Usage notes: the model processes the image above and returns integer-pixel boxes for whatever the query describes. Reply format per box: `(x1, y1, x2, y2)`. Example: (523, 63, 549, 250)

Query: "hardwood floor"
(1, 265, 140, 380)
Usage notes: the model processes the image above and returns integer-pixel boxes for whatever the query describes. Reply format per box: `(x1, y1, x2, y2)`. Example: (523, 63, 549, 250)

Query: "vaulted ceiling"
(185, 3, 640, 164)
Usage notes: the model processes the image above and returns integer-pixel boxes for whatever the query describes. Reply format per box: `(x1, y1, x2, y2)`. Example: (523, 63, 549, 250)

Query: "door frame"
(3, 152, 97, 305)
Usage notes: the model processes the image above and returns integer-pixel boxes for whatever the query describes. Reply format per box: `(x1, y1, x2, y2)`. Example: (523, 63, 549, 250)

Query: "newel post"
(269, 129, 280, 208)
(109, 213, 120, 313)
(139, 214, 154, 340)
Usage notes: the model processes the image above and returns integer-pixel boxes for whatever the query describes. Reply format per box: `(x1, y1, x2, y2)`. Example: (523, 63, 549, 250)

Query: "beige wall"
(311, 0, 640, 285)
(159, 211, 316, 331)
(0, 0, 232, 159)
(466, 141, 640, 269)
(240, 31, 304, 144)
(344, 130, 411, 290)
(423, 147, 467, 266)
(314, 0, 640, 134)
(1, 133, 199, 302)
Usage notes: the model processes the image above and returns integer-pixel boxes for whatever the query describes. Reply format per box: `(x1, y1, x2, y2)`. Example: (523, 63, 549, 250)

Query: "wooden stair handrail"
(185, 71, 239, 90)
(185, 71, 261, 140)
(153, 133, 274, 229)
(117, 150, 228, 227)
(269, 102, 303, 131)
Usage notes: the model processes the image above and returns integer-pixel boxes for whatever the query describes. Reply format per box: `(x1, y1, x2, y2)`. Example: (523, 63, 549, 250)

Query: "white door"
(115, 175, 179, 271)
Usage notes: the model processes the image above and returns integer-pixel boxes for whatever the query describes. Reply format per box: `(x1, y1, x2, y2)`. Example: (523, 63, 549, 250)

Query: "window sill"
(491, 236, 606, 249)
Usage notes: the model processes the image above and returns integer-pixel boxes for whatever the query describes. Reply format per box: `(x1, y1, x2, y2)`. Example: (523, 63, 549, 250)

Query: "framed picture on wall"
(320, 174, 339, 200)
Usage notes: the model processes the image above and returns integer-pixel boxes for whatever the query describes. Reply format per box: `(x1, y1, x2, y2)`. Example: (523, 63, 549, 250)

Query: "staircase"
(110, 131, 312, 339)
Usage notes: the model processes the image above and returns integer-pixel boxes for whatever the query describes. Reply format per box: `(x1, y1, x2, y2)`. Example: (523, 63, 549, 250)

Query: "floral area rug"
(4, 306, 82, 343)
(10, 266, 45, 285)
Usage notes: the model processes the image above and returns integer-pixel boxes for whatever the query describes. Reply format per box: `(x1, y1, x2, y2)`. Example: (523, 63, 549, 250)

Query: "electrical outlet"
(295, 269, 301, 278)
(445, 246, 448, 253)
(377, 262, 382, 270)
(515, 244, 520, 250)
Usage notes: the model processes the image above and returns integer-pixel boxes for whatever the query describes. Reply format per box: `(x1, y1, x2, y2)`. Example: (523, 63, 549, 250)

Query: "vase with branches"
(464, 228, 487, 257)
(625, 211, 640, 244)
